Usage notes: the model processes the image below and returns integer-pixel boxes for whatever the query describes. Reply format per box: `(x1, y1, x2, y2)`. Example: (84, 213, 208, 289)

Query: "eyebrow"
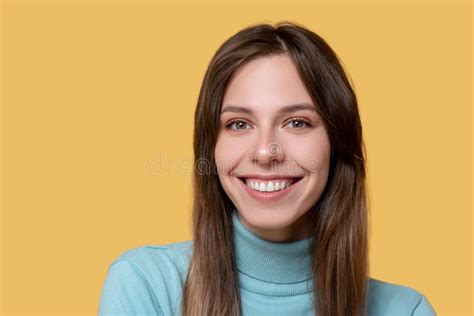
(220, 103, 317, 115)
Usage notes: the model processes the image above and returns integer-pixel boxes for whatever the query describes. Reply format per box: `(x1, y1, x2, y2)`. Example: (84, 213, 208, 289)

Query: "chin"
(238, 207, 300, 229)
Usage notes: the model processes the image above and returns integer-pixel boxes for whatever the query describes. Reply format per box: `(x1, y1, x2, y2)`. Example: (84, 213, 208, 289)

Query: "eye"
(224, 118, 312, 132)
(225, 120, 251, 131)
(285, 118, 312, 129)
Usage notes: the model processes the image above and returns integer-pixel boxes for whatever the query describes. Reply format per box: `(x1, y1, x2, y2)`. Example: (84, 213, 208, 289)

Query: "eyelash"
(225, 117, 313, 131)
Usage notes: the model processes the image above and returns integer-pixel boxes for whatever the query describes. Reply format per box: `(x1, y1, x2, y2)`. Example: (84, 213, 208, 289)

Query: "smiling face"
(214, 54, 331, 242)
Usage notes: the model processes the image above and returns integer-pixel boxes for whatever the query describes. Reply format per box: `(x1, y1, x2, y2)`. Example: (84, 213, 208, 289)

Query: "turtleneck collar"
(231, 209, 315, 296)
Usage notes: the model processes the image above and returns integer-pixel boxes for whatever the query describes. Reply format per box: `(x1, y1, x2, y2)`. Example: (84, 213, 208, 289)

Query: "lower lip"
(237, 177, 303, 203)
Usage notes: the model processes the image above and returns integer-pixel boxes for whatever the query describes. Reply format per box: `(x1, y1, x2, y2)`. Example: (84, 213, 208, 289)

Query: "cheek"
(214, 136, 245, 176)
(285, 133, 331, 176)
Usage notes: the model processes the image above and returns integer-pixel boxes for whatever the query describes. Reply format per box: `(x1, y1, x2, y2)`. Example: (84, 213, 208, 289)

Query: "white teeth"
(245, 179, 293, 192)
(267, 182, 274, 191)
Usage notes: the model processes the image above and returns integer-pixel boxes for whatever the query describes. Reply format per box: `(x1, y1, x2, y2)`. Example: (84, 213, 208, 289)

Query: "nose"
(252, 130, 285, 165)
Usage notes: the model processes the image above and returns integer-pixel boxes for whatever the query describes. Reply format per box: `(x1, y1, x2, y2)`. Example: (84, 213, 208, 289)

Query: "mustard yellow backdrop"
(1, 0, 471, 315)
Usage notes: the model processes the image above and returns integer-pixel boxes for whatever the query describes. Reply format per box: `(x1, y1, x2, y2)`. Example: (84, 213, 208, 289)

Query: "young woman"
(98, 22, 436, 316)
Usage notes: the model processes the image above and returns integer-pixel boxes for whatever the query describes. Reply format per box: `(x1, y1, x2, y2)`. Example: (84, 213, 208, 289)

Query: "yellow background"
(1, 0, 472, 315)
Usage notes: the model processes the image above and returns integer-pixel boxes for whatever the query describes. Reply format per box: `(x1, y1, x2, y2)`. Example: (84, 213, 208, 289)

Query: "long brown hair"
(183, 21, 369, 316)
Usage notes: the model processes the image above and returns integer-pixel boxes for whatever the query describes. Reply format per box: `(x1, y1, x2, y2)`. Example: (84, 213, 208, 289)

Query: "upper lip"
(237, 174, 304, 180)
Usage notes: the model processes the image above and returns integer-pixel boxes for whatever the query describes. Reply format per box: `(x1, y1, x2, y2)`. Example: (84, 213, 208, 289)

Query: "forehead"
(222, 54, 314, 113)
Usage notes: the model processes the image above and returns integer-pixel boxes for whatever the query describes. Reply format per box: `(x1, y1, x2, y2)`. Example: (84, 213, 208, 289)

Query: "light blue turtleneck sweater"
(98, 211, 436, 315)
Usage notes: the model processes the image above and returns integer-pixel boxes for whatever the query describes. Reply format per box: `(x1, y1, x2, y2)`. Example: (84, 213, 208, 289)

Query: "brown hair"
(182, 21, 369, 316)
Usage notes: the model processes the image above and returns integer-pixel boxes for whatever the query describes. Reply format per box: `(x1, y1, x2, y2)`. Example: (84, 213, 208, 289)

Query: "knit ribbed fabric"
(232, 210, 314, 296)
(98, 211, 437, 315)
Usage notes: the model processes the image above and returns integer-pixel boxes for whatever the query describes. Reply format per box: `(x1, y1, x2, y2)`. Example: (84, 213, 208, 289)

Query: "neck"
(231, 209, 315, 295)
(236, 211, 312, 242)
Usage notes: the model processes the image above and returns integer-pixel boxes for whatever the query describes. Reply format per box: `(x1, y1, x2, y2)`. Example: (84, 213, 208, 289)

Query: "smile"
(237, 177, 304, 203)
(242, 178, 301, 192)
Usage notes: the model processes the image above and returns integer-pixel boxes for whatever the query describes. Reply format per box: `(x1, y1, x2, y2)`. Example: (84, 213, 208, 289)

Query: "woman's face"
(214, 54, 331, 242)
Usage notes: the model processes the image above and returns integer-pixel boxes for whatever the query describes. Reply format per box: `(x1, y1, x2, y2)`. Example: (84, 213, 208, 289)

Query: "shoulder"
(110, 240, 193, 289)
(98, 240, 193, 315)
(368, 277, 436, 315)
(113, 240, 193, 274)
